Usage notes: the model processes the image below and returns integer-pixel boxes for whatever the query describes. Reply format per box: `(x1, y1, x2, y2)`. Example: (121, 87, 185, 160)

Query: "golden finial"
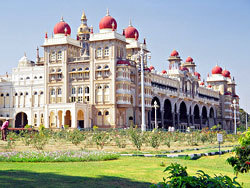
(81, 10, 86, 20)
(61, 16, 64, 22)
(129, 19, 132, 26)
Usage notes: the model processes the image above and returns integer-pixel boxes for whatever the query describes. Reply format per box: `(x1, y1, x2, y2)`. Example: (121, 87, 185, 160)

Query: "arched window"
(15, 93, 18, 96)
(6, 93, 9, 97)
(0, 94, 3, 97)
(97, 47, 102, 57)
(78, 68, 83, 71)
(98, 111, 102, 116)
(58, 69, 62, 72)
(34, 92, 38, 95)
(72, 68, 76, 72)
(34, 76, 37, 79)
(40, 91, 44, 95)
(78, 87, 83, 94)
(51, 89, 55, 95)
(85, 87, 89, 94)
(39, 76, 43, 79)
(57, 51, 62, 60)
(97, 66, 102, 70)
(104, 65, 109, 69)
(51, 51, 56, 61)
(58, 88, 62, 95)
(26, 77, 30, 80)
(104, 47, 109, 56)
(105, 111, 109, 116)
(20, 93, 23, 96)
(26, 92, 28, 95)
(72, 88, 76, 94)
(85, 67, 89, 71)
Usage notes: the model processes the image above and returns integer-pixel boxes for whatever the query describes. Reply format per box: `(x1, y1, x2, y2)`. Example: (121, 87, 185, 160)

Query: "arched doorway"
(49, 111, 56, 128)
(15, 112, 28, 128)
(104, 111, 110, 126)
(77, 110, 84, 128)
(163, 99, 172, 129)
(209, 107, 215, 128)
(179, 101, 187, 131)
(65, 110, 71, 127)
(202, 106, 208, 127)
(194, 105, 200, 127)
(151, 97, 161, 128)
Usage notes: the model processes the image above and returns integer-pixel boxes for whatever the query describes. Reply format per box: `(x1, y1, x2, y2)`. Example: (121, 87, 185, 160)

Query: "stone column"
(161, 110, 165, 128)
(187, 114, 190, 127)
(172, 112, 175, 128)
(200, 116, 203, 130)
(177, 113, 180, 130)
(148, 111, 152, 130)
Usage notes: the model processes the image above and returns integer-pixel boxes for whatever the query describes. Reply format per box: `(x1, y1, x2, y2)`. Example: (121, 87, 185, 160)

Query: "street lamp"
(231, 99, 237, 135)
(140, 44, 146, 132)
(152, 100, 159, 129)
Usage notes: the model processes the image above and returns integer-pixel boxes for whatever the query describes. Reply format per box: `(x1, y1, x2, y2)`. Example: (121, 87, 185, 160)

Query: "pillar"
(172, 112, 175, 128)
(148, 111, 152, 130)
(200, 116, 202, 130)
(161, 110, 164, 128)
(177, 113, 180, 130)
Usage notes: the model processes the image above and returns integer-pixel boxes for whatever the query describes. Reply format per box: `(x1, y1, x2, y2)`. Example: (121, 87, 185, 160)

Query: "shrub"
(149, 130, 161, 149)
(151, 163, 242, 188)
(92, 130, 110, 149)
(31, 132, 48, 150)
(6, 132, 18, 150)
(67, 129, 85, 146)
(128, 128, 143, 150)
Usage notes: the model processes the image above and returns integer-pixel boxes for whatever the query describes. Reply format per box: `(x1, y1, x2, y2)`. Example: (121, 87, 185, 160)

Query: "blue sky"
(0, 0, 249, 112)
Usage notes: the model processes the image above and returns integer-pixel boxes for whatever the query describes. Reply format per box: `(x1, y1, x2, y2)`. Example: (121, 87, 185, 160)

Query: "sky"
(0, 0, 250, 112)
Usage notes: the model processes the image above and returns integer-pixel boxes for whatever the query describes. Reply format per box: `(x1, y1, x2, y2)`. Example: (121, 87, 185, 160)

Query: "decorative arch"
(77, 110, 84, 128)
(65, 110, 71, 127)
(49, 111, 56, 128)
(179, 101, 187, 123)
(163, 99, 172, 129)
(15, 112, 28, 128)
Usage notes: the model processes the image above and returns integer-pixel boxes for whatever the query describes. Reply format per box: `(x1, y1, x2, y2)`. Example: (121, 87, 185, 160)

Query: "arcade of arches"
(149, 97, 216, 131)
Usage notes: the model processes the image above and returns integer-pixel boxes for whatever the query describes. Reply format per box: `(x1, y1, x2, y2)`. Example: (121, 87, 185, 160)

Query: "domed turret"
(194, 72, 201, 79)
(222, 69, 231, 78)
(18, 53, 34, 68)
(185, 56, 193, 63)
(99, 9, 117, 32)
(212, 65, 223, 74)
(54, 17, 71, 36)
(162, 70, 167, 74)
(124, 20, 139, 40)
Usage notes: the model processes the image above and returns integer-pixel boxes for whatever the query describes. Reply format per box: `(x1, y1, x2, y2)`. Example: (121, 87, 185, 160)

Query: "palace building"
(0, 10, 240, 131)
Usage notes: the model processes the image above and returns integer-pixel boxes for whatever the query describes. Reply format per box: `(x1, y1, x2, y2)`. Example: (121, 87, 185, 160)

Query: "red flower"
(9, 138, 13, 140)
(245, 161, 250, 165)
(242, 147, 245, 149)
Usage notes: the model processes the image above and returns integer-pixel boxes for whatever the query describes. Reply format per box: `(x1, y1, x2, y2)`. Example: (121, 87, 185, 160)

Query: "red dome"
(207, 84, 212, 88)
(200, 82, 205, 86)
(144, 67, 151, 72)
(125, 26, 139, 40)
(180, 66, 189, 72)
(186, 56, 193, 62)
(99, 14, 117, 30)
(222, 69, 231, 77)
(194, 72, 201, 79)
(162, 70, 167, 74)
(149, 65, 155, 70)
(54, 19, 71, 35)
(224, 91, 231, 96)
(233, 94, 239, 98)
(212, 65, 223, 74)
(170, 50, 179, 57)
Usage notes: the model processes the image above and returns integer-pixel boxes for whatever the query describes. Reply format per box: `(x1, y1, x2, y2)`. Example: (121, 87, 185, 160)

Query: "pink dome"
(222, 69, 231, 78)
(194, 72, 201, 79)
(186, 56, 193, 63)
(99, 11, 117, 30)
(200, 82, 205, 86)
(54, 18, 71, 35)
(162, 70, 167, 74)
(180, 66, 189, 72)
(170, 50, 179, 57)
(149, 65, 155, 70)
(125, 26, 139, 40)
(212, 65, 223, 74)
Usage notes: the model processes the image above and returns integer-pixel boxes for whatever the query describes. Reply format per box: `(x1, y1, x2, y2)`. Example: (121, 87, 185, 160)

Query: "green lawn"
(0, 153, 250, 188)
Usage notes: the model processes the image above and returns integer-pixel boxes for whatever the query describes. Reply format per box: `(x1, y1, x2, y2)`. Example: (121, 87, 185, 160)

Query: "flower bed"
(0, 151, 119, 162)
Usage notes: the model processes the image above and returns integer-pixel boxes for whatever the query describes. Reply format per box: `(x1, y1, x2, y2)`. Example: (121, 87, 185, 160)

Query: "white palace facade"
(0, 10, 240, 131)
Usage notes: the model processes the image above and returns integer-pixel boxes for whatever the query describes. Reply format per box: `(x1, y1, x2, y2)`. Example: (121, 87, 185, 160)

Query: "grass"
(0, 153, 250, 188)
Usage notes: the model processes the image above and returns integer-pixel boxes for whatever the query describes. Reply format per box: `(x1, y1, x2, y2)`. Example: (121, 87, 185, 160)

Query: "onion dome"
(144, 67, 151, 72)
(185, 56, 193, 63)
(162, 70, 167, 74)
(54, 17, 71, 35)
(222, 69, 231, 78)
(125, 20, 139, 40)
(207, 84, 212, 88)
(180, 66, 189, 72)
(200, 82, 205, 86)
(224, 91, 232, 95)
(99, 9, 117, 31)
(212, 65, 223, 74)
(117, 60, 130, 66)
(149, 65, 155, 70)
(194, 72, 201, 79)
(233, 94, 239, 98)
(170, 49, 179, 57)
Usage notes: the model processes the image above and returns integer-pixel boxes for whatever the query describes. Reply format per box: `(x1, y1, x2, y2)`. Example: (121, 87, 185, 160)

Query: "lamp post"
(152, 101, 159, 129)
(140, 44, 146, 132)
(231, 99, 237, 134)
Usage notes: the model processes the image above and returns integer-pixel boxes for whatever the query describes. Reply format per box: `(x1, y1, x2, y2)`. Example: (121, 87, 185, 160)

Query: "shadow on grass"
(0, 170, 151, 188)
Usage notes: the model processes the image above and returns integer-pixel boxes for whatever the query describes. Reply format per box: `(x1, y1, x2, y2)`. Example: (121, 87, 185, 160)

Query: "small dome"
(99, 10, 117, 30)
(54, 17, 71, 35)
(18, 54, 34, 68)
(200, 82, 205, 86)
(144, 67, 151, 72)
(222, 69, 231, 78)
(233, 94, 239, 98)
(149, 65, 155, 70)
(194, 72, 201, 79)
(180, 66, 189, 72)
(212, 65, 223, 74)
(207, 84, 212, 88)
(185, 56, 193, 62)
(125, 21, 139, 40)
(224, 91, 232, 95)
(162, 70, 167, 74)
(170, 50, 179, 57)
